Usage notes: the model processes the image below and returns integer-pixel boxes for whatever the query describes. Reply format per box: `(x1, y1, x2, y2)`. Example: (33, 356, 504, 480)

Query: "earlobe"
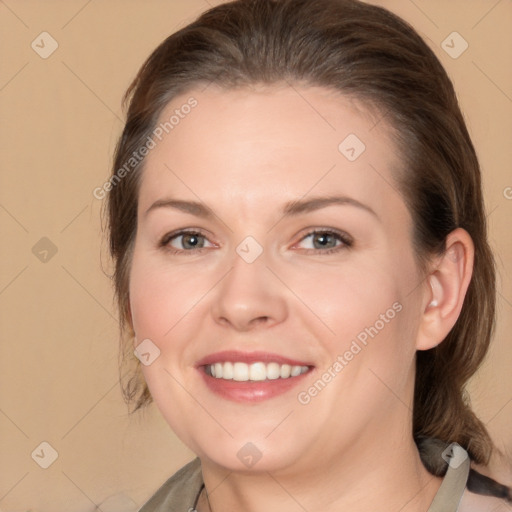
(416, 228, 474, 351)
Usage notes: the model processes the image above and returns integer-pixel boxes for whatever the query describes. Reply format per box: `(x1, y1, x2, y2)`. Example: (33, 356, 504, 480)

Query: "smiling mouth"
(197, 351, 314, 402)
(204, 361, 310, 381)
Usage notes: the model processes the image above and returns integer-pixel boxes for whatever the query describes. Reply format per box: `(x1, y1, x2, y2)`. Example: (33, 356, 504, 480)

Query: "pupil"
(184, 234, 202, 249)
(314, 233, 335, 249)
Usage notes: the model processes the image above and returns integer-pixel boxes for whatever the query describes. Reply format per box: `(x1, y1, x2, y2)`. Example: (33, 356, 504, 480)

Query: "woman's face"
(129, 85, 427, 473)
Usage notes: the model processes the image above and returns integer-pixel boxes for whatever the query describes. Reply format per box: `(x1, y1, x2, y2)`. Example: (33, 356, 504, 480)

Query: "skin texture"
(128, 85, 474, 511)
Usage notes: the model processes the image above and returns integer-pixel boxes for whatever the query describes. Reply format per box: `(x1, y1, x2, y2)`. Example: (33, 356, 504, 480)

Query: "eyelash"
(159, 229, 215, 255)
(159, 228, 353, 256)
(293, 228, 353, 254)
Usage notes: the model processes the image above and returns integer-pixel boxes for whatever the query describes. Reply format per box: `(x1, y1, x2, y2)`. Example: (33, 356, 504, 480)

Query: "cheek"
(286, 258, 405, 342)
(290, 251, 420, 387)
(129, 248, 210, 341)
(129, 266, 173, 343)
(294, 265, 418, 420)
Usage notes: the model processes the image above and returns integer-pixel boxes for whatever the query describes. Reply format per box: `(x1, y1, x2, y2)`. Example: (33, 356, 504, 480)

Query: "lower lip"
(199, 368, 312, 403)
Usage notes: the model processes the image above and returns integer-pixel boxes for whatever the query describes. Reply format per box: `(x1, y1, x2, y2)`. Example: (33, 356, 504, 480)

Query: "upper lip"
(196, 350, 314, 368)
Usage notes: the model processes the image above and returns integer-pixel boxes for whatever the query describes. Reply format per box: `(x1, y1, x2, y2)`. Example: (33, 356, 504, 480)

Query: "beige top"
(138, 443, 470, 512)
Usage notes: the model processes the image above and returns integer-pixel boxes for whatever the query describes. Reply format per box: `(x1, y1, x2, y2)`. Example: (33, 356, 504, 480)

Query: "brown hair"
(105, 0, 496, 465)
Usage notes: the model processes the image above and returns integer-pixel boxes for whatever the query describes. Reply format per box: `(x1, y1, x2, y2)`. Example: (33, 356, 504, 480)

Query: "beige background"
(0, 0, 511, 510)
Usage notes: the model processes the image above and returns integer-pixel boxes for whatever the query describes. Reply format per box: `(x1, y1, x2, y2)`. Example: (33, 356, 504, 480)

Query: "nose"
(210, 251, 288, 332)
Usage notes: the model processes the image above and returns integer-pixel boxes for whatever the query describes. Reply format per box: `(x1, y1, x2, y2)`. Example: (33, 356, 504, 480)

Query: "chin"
(199, 440, 302, 474)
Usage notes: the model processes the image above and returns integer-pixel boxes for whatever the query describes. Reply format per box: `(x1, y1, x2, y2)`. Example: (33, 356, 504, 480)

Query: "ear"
(416, 228, 474, 351)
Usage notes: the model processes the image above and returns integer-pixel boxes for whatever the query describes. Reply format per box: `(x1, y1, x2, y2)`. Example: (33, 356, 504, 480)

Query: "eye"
(294, 229, 353, 254)
(160, 229, 215, 254)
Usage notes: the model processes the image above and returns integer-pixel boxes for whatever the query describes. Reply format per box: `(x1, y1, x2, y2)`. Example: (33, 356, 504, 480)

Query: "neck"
(198, 423, 443, 512)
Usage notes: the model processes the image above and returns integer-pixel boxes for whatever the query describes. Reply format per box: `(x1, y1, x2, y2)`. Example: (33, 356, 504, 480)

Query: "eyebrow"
(144, 195, 378, 220)
(145, 198, 214, 219)
(283, 195, 378, 218)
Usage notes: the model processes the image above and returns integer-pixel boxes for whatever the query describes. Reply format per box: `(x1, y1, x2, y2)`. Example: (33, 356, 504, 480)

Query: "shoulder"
(459, 461, 512, 512)
(138, 457, 204, 512)
(459, 489, 510, 512)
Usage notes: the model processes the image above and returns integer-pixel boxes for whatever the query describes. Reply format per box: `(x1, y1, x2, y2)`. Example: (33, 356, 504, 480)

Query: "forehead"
(137, 84, 405, 222)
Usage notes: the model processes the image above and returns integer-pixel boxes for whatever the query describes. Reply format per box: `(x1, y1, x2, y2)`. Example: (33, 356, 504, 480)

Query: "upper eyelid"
(161, 228, 214, 246)
(162, 227, 352, 250)
(291, 230, 353, 250)
(158, 229, 218, 253)
(296, 228, 352, 241)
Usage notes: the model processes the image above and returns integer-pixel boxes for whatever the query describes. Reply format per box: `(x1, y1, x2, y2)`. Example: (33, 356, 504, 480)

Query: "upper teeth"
(206, 362, 309, 381)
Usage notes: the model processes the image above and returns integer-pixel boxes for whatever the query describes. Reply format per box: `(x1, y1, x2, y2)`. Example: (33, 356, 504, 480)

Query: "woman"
(105, 0, 511, 510)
